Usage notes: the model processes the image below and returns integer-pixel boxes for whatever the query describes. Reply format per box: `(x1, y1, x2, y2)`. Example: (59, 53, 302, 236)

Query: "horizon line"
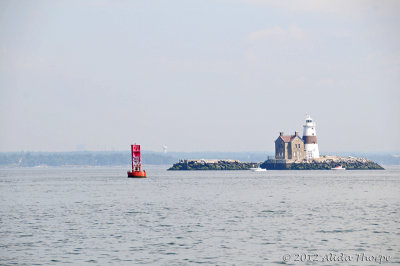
(0, 150, 399, 154)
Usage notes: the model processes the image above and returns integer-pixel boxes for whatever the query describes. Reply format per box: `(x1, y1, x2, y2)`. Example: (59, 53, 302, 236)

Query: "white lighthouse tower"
(303, 115, 320, 159)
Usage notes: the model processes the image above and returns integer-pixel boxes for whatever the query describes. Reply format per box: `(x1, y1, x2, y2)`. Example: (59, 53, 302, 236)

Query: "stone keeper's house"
(275, 131, 306, 160)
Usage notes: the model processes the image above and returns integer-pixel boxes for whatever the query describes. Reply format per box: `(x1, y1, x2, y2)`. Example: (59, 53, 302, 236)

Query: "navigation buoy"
(127, 144, 147, 178)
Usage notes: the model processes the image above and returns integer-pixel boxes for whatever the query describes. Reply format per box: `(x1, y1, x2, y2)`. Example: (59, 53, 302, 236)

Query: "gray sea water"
(0, 166, 399, 265)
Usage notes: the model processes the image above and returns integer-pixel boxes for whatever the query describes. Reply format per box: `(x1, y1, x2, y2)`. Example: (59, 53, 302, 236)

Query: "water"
(0, 166, 399, 265)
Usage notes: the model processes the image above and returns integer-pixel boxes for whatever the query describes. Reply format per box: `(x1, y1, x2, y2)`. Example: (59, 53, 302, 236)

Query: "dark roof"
(280, 135, 299, 143)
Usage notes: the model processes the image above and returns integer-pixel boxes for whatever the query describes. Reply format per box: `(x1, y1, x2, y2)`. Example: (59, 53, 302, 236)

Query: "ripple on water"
(0, 166, 399, 265)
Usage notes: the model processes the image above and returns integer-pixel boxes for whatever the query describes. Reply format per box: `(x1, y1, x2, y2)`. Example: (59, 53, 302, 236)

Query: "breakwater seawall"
(260, 156, 384, 170)
(168, 159, 257, 170)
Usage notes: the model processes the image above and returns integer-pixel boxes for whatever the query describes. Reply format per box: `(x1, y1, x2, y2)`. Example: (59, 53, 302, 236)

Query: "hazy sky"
(1, 0, 399, 153)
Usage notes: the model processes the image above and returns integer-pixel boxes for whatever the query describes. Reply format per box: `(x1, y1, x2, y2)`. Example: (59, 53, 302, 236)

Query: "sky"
(0, 0, 399, 153)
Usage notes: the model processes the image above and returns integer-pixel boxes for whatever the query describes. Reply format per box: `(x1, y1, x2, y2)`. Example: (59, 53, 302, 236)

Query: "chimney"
(295, 131, 299, 137)
(280, 132, 284, 136)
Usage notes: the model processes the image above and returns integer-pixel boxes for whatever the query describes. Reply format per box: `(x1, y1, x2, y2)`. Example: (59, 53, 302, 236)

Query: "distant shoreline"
(0, 151, 398, 167)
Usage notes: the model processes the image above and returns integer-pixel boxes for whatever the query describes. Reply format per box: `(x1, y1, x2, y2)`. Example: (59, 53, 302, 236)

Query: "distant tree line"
(0, 151, 176, 167)
(0, 151, 398, 167)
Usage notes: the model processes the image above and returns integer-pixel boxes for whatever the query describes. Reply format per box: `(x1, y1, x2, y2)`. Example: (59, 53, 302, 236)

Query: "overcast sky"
(0, 0, 399, 153)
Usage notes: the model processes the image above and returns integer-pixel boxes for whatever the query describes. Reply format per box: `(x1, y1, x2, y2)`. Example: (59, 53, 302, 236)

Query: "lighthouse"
(303, 115, 320, 159)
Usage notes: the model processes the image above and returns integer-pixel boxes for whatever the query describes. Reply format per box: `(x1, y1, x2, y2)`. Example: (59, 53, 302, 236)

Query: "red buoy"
(127, 144, 147, 178)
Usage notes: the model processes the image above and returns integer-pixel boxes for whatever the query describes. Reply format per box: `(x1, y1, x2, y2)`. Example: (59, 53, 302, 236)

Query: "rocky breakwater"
(168, 159, 258, 170)
(260, 155, 384, 170)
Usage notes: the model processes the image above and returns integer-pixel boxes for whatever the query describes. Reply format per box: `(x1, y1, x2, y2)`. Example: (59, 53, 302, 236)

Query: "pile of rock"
(169, 159, 257, 170)
(260, 155, 384, 170)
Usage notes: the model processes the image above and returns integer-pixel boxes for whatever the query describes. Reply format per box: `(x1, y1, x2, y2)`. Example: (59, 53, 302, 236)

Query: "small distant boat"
(331, 165, 346, 170)
(250, 167, 267, 172)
